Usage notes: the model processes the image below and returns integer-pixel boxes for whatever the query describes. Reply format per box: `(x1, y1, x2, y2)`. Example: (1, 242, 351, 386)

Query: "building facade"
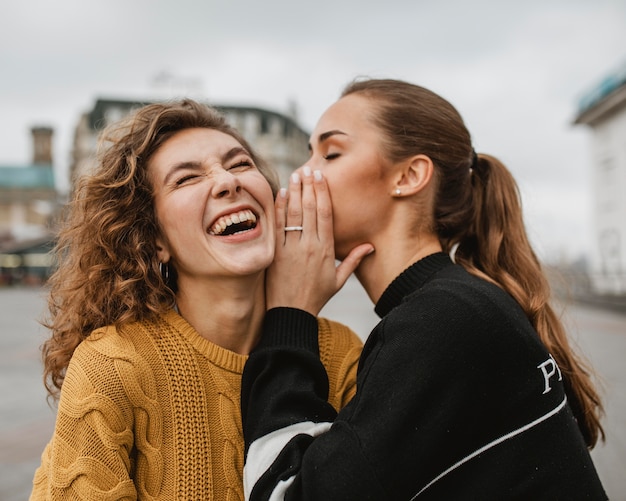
(0, 127, 57, 241)
(70, 98, 310, 189)
(574, 61, 626, 294)
(0, 127, 58, 284)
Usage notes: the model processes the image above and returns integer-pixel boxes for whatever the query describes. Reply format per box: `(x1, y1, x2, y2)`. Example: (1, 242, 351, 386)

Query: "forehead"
(152, 127, 242, 162)
(311, 94, 377, 140)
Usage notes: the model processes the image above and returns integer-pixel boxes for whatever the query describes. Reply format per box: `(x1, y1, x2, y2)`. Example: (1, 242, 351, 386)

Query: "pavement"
(1, 287, 55, 501)
(1, 279, 624, 500)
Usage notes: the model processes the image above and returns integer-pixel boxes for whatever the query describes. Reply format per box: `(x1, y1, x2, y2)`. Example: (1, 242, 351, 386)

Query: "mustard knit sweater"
(30, 309, 362, 501)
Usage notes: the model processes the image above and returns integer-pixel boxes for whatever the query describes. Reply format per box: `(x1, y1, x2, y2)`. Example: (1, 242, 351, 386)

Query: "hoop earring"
(159, 262, 169, 283)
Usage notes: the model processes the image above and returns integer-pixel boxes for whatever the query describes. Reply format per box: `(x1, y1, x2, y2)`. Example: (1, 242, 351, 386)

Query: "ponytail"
(453, 154, 605, 447)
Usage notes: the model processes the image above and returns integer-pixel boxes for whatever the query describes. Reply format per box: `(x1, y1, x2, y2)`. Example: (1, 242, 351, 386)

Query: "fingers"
(274, 171, 303, 245)
(283, 166, 324, 241)
(312, 169, 333, 243)
(285, 171, 303, 238)
(295, 165, 332, 243)
(300, 166, 317, 237)
(274, 188, 287, 236)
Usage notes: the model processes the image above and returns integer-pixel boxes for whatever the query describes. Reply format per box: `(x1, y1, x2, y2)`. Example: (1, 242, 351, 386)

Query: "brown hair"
(42, 99, 279, 399)
(342, 78, 604, 447)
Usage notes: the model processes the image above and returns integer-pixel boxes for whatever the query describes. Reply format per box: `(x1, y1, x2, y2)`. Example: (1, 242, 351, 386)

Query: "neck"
(354, 231, 442, 305)
(174, 273, 266, 355)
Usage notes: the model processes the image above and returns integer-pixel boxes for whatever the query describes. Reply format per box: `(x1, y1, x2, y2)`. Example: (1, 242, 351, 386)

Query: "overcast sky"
(2, 0, 625, 262)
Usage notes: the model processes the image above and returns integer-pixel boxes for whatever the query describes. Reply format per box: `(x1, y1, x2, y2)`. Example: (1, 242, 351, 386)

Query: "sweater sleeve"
(241, 307, 387, 501)
(241, 308, 335, 499)
(30, 331, 144, 500)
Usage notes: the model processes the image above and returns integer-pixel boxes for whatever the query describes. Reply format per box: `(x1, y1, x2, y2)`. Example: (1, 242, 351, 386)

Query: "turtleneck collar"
(374, 252, 453, 318)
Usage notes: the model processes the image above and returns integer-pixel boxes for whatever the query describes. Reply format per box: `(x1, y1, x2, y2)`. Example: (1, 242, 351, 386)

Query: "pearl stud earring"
(395, 189, 402, 195)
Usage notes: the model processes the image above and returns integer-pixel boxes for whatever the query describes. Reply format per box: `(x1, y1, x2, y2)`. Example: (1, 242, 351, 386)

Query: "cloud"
(1, 0, 625, 262)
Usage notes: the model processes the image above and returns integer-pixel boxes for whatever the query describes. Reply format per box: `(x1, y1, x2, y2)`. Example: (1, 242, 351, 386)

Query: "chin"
(334, 246, 350, 262)
(334, 236, 368, 263)
(236, 253, 274, 275)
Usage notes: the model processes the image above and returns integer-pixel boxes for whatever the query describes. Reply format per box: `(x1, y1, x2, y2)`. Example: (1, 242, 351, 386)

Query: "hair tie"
(470, 149, 478, 170)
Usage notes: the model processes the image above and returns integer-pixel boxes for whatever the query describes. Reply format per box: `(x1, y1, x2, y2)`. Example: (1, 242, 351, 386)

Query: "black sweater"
(241, 253, 606, 500)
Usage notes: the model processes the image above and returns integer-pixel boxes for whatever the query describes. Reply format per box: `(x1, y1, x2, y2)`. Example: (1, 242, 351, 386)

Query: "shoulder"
(317, 317, 363, 356)
(317, 317, 362, 409)
(379, 265, 546, 376)
(393, 265, 524, 331)
(66, 319, 160, 406)
(316, 318, 362, 375)
(79, 315, 164, 360)
(72, 323, 145, 360)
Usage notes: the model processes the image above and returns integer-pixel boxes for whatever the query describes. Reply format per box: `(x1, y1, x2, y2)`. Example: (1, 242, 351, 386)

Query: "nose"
(295, 161, 317, 175)
(300, 154, 324, 172)
(212, 169, 242, 198)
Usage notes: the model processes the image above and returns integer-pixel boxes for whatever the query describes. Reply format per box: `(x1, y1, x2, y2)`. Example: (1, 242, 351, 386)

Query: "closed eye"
(323, 153, 340, 160)
(175, 173, 200, 185)
(228, 159, 254, 171)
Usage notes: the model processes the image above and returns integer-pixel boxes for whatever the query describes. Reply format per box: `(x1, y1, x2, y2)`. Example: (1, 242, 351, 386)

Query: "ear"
(155, 235, 171, 264)
(392, 155, 434, 197)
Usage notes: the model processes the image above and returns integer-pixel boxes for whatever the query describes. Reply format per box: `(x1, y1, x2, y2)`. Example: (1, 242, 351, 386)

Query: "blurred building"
(0, 127, 59, 284)
(70, 98, 310, 189)
(574, 60, 626, 295)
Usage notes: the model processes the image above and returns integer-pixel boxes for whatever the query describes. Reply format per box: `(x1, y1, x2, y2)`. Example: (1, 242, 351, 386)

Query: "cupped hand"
(265, 166, 374, 315)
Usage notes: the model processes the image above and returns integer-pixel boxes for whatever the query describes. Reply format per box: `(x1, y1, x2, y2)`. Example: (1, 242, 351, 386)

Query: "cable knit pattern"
(31, 309, 362, 500)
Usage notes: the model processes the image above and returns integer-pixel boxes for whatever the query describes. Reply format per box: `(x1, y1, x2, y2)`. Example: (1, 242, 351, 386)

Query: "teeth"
(209, 209, 257, 235)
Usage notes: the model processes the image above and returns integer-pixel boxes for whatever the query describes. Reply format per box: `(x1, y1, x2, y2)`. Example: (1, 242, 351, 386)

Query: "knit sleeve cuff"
(256, 307, 319, 354)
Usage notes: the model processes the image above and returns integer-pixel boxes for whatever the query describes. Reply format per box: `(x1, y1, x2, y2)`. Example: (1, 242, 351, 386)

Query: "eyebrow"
(162, 146, 251, 185)
(308, 129, 347, 151)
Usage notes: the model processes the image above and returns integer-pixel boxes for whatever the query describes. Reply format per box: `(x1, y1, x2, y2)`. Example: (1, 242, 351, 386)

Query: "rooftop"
(87, 98, 308, 136)
(574, 60, 626, 124)
(0, 165, 55, 189)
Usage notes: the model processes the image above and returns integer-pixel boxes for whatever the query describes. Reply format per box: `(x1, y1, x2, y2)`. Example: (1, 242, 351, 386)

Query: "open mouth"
(209, 209, 258, 236)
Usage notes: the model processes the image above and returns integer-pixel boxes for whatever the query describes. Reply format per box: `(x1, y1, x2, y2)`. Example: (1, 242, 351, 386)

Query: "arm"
(242, 308, 421, 500)
(243, 308, 389, 500)
(241, 308, 337, 499)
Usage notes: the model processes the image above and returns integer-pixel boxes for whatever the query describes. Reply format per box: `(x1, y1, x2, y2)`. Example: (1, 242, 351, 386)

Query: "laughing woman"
(30, 100, 366, 500)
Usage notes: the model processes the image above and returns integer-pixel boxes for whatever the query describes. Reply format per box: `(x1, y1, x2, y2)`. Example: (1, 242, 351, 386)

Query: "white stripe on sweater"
(411, 395, 568, 499)
(244, 421, 333, 500)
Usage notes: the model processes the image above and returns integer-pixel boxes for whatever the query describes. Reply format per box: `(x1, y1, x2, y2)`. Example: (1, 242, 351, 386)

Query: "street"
(1, 281, 624, 500)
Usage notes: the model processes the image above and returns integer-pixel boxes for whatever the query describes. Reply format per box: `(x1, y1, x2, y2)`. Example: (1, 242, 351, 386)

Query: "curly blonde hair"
(42, 99, 279, 399)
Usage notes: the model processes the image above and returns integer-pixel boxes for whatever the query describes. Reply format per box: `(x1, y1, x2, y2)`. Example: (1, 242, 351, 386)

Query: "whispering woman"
(241, 79, 607, 500)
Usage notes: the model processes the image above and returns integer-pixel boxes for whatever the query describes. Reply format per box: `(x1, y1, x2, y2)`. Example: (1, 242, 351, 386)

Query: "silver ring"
(284, 226, 304, 232)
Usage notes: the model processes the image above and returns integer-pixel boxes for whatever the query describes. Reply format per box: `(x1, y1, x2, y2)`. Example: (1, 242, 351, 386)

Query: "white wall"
(589, 107, 626, 293)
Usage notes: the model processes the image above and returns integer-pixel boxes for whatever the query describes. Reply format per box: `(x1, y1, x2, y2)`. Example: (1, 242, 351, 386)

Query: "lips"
(208, 209, 258, 236)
